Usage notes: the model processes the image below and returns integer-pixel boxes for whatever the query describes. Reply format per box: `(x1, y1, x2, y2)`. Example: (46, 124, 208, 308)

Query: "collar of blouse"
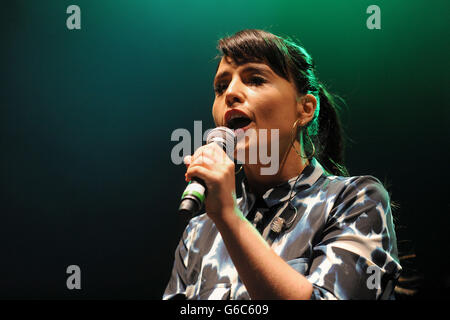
(238, 157, 327, 215)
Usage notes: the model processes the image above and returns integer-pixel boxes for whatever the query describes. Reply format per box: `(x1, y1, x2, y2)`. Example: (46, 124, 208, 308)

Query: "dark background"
(0, 0, 448, 299)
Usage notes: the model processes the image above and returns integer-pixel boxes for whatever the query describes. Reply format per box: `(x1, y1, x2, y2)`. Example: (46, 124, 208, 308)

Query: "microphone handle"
(178, 177, 207, 215)
(178, 126, 235, 215)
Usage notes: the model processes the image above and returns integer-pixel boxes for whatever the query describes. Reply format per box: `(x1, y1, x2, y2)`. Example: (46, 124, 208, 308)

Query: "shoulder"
(319, 174, 394, 236)
(322, 174, 389, 204)
(315, 174, 391, 224)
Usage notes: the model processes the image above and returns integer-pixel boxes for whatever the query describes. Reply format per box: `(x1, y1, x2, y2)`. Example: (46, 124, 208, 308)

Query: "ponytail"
(312, 85, 349, 177)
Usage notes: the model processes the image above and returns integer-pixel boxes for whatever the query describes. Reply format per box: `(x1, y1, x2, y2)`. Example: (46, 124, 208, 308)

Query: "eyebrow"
(214, 65, 273, 85)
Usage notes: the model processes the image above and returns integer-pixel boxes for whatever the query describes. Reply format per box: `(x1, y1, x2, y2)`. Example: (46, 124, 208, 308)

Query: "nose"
(225, 77, 245, 107)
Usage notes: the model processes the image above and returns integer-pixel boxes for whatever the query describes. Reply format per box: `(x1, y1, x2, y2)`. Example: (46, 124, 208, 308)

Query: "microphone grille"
(206, 126, 237, 151)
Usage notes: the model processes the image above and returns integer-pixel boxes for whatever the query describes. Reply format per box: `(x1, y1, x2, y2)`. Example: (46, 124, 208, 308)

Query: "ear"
(296, 94, 317, 126)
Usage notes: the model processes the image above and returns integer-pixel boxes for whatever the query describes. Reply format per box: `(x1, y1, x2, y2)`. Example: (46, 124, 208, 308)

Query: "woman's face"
(212, 56, 301, 163)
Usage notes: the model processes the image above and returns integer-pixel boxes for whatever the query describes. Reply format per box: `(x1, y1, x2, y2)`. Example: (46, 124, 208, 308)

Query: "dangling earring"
(290, 119, 316, 159)
(235, 164, 243, 175)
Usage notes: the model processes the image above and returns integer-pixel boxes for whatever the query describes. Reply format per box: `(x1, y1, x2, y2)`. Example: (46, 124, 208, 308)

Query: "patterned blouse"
(163, 157, 402, 300)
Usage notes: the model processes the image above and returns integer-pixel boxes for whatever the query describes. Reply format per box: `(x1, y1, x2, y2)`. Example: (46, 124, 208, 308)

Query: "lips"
(224, 109, 253, 131)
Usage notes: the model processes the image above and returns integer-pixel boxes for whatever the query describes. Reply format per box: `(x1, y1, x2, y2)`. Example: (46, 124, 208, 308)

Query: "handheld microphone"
(178, 126, 237, 215)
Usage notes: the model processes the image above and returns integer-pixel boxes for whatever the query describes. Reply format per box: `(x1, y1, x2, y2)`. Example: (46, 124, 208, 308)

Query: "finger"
(191, 146, 216, 165)
(184, 155, 192, 167)
(193, 144, 229, 165)
(186, 164, 218, 184)
(189, 154, 215, 168)
(211, 143, 230, 163)
(208, 142, 234, 165)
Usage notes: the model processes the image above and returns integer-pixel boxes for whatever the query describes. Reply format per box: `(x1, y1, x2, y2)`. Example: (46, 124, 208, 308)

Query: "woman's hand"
(184, 143, 237, 222)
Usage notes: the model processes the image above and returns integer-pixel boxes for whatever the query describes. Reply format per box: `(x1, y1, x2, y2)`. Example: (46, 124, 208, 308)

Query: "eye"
(248, 76, 266, 86)
(214, 82, 227, 95)
(214, 76, 267, 96)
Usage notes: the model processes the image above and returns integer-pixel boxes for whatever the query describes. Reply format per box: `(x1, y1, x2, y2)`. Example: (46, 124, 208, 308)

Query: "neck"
(243, 143, 310, 197)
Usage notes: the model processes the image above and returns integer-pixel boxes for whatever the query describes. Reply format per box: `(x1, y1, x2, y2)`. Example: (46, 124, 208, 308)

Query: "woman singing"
(163, 29, 401, 300)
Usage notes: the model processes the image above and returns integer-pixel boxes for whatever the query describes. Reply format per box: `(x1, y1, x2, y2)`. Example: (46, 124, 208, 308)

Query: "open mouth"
(224, 109, 253, 131)
(227, 116, 252, 130)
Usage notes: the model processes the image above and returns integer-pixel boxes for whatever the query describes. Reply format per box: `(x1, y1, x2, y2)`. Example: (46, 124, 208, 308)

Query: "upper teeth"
(228, 113, 247, 121)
